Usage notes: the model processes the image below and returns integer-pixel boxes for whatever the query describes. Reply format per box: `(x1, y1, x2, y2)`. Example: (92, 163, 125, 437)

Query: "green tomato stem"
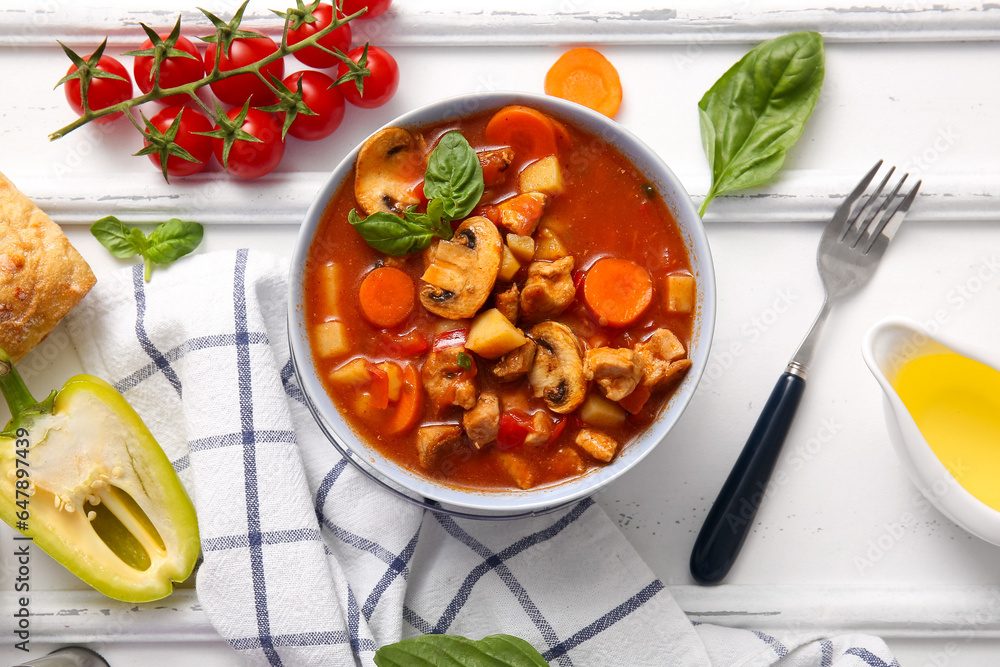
(49, 5, 366, 141)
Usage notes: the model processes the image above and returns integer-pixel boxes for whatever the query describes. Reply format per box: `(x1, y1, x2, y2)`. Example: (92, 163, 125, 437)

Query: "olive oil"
(892, 353, 1000, 511)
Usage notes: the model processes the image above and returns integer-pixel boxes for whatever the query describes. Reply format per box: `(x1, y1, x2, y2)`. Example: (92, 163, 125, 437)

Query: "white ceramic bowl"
(862, 317, 1000, 545)
(288, 92, 716, 515)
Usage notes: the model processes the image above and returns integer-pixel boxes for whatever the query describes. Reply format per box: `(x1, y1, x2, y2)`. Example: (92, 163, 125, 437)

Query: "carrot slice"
(582, 257, 653, 327)
(386, 364, 423, 434)
(484, 105, 559, 160)
(359, 266, 415, 328)
(545, 47, 623, 118)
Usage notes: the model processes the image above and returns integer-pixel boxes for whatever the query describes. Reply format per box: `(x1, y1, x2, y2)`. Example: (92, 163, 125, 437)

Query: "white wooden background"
(2, 1, 1000, 665)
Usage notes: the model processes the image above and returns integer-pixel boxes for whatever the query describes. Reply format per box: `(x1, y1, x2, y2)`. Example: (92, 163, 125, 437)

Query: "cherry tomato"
(64, 55, 132, 123)
(212, 108, 285, 179)
(287, 3, 351, 69)
(282, 70, 345, 141)
(144, 106, 214, 178)
(204, 37, 284, 107)
(133, 34, 205, 105)
(337, 45, 399, 109)
(282, 71, 345, 141)
(341, 0, 392, 20)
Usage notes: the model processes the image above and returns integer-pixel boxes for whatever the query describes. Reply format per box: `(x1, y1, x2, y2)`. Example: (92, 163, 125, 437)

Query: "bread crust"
(0, 171, 96, 362)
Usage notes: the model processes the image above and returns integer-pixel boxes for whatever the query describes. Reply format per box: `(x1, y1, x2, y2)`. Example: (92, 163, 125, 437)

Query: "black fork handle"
(689, 371, 806, 584)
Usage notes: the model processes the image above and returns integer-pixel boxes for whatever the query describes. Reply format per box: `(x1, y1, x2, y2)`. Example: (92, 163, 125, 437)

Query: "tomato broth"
(303, 106, 696, 491)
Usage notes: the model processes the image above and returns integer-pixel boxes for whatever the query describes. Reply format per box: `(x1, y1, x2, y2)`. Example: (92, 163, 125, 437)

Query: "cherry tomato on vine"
(341, 0, 392, 20)
(64, 55, 133, 123)
(287, 3, 351, 69)
(133, 35, 205, 105)
(282, 71, 345, 141)
(144, 106, 214, 178)
(337, 45, 399, 109)
(212, 108, 285, 179)
(204, 37, 284, 107)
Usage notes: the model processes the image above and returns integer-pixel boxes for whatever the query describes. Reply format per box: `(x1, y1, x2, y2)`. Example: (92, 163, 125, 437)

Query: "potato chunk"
(498, 244, 521, 282)
(579, 392, 627, 429)
(506, 234, 535, 263)
(313, 321, 349, 359)
(667, 273, 696, 313)
(465, 308, 527, 360)
(518, 155, 565, 196)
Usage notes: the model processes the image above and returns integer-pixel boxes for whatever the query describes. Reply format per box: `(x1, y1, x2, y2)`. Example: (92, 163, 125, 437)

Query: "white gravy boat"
(862, 317, 1000, 546)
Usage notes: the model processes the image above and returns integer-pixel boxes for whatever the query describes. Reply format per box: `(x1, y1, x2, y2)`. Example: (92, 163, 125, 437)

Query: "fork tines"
(839, 160, 922, 253)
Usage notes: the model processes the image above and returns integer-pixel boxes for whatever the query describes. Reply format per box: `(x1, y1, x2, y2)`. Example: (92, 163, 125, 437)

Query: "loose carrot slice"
(358, 266, 415, 328)
(484, 105, 559, 160)
(544, 47, 623, 118)
(582, 257, 653, 327)
(386, 364, 423, 434)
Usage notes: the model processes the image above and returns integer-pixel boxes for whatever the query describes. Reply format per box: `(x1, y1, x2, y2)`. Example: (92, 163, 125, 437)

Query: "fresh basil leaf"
(349, 209, 438, 256)
(145, 219, 204, 265)
(697, 31, 825, 216)
(374, 633, 550, 667)
(423, 131, 485, 221)
(90, 216, 145, 258)
(425, 198, 451, 239)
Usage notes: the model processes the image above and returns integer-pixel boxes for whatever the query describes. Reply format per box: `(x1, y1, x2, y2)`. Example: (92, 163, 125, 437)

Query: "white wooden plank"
(0, 1, 998, 48)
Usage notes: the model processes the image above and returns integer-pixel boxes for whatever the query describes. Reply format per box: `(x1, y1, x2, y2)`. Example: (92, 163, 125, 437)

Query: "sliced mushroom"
(527, 321, 587, 414)
(419, 216, 502, 319)
(354, 127, 426, 216)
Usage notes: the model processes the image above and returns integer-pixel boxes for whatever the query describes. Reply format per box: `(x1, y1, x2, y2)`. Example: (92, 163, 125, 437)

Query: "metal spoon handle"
(689, 371, 806, 584)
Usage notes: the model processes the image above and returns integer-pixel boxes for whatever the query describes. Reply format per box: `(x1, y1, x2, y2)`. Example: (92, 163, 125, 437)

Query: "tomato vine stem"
(49, 1, 367, 141)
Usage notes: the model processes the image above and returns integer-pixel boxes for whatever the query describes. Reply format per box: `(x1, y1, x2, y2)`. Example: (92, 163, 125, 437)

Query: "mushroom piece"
(419, 216, 503, 319)
(354, 127, 426, 216)
(527, 321, 587, 414)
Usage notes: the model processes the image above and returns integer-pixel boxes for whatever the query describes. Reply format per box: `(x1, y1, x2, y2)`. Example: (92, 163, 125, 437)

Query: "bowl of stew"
(289, 92, 715, 515)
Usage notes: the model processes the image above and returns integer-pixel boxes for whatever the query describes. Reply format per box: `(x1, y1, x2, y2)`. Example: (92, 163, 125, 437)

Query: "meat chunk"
(583, 347, 645, 401)
(496, 452, 536, 490)
(634, 328, 692, 390)
(492, 340, 537, 383)
(421, 346, 478, 411)
(478, 147, 515, 187)
(463, 392, 499, 449)
(416, 424, 463, 470)
(575, 428, 618, 463)
(520, 256, 576, 322)
(489, 192, 548, 236)
(524, 411, 553, 447)
(494, 284, 520, 325)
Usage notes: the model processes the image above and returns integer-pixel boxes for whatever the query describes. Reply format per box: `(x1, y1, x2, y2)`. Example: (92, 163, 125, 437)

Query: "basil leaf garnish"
(350, 130, 486, 256)
(91, 216, 145, 258)
(698, 31, 825, 216)
(146, 218, 205, 264)
(423, 131, 485, 221)
(374, 633, 550, 667)
(90, 215, 204, 281)
(349, 209, 438, 256)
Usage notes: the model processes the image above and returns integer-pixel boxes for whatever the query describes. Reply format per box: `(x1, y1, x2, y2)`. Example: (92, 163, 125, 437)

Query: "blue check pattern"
(65, 249, 902, 667)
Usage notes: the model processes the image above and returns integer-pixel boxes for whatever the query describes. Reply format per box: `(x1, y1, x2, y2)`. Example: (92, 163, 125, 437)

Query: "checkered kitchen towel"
(65, 249, 899, 666)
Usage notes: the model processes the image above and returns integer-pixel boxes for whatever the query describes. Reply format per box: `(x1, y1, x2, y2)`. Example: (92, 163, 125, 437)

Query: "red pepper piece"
(497, 410, 532, 451)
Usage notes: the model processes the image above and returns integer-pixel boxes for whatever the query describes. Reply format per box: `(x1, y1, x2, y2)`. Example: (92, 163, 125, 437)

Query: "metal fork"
(689, 161, 921, 584)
